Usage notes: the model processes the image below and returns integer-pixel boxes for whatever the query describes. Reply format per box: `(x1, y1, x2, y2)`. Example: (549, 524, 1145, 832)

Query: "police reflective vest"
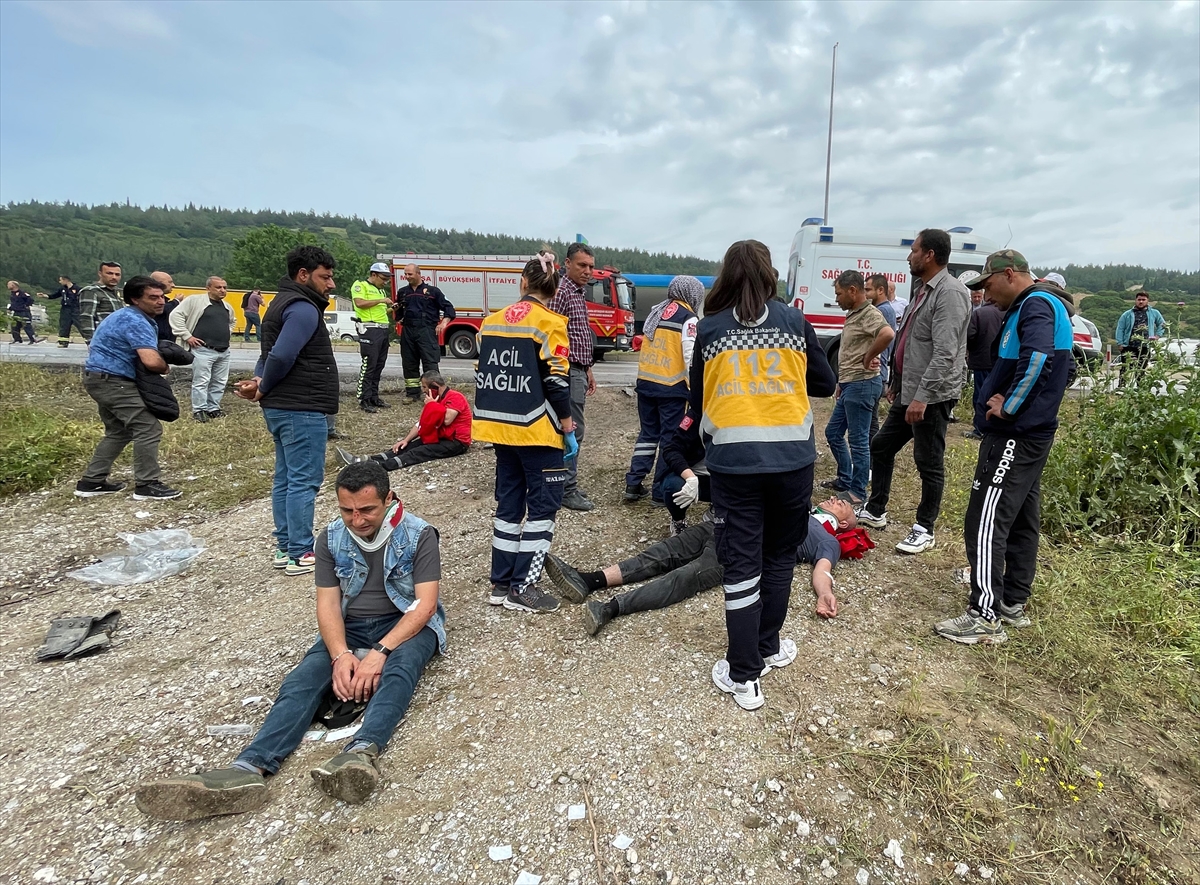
(473, 297, 572, 449)
(694, 300, 816, 474)
(636, 300, 697, 397)
(351, 280, 391, 325)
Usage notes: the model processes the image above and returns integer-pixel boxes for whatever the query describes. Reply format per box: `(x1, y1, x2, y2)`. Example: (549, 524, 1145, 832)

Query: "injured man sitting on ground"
(546, 496, 869, 636)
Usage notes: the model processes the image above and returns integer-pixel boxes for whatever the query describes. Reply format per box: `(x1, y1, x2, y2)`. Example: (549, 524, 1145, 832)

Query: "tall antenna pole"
(822, 42, 838, 225)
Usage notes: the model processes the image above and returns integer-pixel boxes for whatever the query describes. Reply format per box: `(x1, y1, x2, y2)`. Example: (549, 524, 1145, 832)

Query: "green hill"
(0, 201, 721, 292)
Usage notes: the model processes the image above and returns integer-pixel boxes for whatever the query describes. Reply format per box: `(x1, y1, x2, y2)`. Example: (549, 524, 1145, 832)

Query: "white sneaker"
(711, 659, 765, 710)
(760, 638, 798, 675)
(896, 525, 935, 554)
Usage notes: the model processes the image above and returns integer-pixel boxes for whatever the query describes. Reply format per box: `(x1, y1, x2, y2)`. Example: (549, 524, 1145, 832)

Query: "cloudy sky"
(2, 0, 1198, 271)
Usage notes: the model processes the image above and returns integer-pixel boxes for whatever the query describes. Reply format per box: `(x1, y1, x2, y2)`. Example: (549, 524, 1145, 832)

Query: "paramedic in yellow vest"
(692, 240, 836, 712)
(623, 275, 704, 506)
(352, 262, 395, 412)
(474, 252, 577, 616)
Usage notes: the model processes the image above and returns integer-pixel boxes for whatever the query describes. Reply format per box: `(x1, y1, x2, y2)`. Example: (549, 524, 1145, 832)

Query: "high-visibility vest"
(473, 298, 571, 449)
(351, 280, 391, 324)
(695, 300, 816, 474)
(636, 300, 696, 396)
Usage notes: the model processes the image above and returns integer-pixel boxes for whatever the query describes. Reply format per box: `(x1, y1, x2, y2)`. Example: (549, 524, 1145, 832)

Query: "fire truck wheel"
(447, 329, 478, 360)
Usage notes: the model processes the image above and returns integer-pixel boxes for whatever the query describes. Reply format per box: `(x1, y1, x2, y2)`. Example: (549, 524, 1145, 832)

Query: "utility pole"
(823, 42, 838, 225)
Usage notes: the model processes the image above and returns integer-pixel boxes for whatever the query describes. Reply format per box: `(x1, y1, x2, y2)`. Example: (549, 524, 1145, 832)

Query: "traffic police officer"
(474, 252, 577, 615)
(397, 263, 456, 403)
(692, 240, 835, 711)
(352, 262, 396, 412)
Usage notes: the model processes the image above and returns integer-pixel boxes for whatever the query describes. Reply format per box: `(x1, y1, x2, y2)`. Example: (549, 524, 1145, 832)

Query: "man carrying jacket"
(134, 461, 446, 819)
(1115, 291, 1165, 386)
(935, 250, 1074, 645)
(352, 262, 396, 412)
(235, 246, 339, 577)
(857, 229, 971, 556)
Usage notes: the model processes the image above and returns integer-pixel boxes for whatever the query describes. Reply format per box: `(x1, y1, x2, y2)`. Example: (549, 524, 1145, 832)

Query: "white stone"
(795, 820, 811, 837)
(979, 866, 994, 880)
(612, 834, 633, 850)
(856, 869, 870, 885)
(954, 862, 970, 878)
(883, 839, 905, 869)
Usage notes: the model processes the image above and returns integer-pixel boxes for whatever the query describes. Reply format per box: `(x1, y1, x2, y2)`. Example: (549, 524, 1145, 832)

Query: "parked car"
(324, 311, 361, 342)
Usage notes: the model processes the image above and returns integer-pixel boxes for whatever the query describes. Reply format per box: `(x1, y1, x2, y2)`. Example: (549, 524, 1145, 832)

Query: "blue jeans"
(236, 620, 438, 774)
(825, 376, 882, 501)
(190, 347, 231, 412)
(262, 408, 328, 559)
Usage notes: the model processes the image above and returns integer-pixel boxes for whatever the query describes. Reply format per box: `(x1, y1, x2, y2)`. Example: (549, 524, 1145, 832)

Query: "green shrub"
(1043, 355, 1199, 548)
(0, 406, 99, 494)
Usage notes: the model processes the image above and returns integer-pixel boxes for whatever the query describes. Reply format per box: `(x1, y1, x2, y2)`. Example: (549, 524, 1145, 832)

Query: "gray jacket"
(890, 267, 970, 406)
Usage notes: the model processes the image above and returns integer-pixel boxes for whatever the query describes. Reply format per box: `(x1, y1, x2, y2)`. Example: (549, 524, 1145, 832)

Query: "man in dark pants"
(6, 281, 39, 343)
(935, 250, 1074, 644)
(352, 262, 396, 412)
(396, 263, 455, 403)
(965, 288, 1003, 440)
(74, 276, 180, 501)
(44, 275, 82, 347)
(857, 229, 971, 556)
(1115, 291, 1165, 387)
(545, 497, 855, 635)
(134, 461, 446, 819)
(548, 243, 598, 512)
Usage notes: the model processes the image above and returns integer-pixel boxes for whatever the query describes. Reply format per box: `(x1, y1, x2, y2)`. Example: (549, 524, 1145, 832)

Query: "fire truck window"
(588, 282, 611, 307)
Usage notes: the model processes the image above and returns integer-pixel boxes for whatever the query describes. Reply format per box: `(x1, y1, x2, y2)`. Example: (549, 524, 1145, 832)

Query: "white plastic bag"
(68, 529, 206, 586)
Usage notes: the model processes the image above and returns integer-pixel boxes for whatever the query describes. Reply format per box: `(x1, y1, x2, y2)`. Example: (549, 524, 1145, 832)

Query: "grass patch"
(0, 405, 100, 495)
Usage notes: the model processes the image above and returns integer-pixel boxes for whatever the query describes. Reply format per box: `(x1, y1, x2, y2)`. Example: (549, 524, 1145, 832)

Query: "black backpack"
(241, 291, 253, 311)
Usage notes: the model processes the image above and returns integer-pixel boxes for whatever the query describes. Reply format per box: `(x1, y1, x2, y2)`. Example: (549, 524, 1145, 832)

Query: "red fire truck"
(378, 254, 637, 360)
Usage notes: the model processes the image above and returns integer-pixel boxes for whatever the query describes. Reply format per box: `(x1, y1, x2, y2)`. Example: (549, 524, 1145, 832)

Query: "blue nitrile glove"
(563, 430, 579, 462)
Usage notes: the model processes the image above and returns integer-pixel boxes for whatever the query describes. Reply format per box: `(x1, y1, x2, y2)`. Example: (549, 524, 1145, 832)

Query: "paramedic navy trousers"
(710, 464, 813, 684)
(964, 433, 1053, 621)
(625, 393, 686, 502)
(490, 445, 567, 593)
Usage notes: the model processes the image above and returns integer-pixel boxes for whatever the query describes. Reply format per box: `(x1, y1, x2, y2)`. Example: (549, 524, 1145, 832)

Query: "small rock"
(856, 869, 870, 885)
(979, 866, 994, 880)
(795, 820, 811, 837)
(883, 839, 904, 869)
(953, 862, 970, 878)
(742, 813, 765, 829)
(626, 848, 638, 864)
(869, 663, 886, 676)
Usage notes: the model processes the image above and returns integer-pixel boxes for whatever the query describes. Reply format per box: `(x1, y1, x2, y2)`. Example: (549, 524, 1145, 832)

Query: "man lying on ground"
(134, 461, 447, 820)
(545, 497, 858, 636)
(337, 370, 472, 471)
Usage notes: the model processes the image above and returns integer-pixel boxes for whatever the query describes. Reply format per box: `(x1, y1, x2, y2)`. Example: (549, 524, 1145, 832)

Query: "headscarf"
(642, 275, 705, 341)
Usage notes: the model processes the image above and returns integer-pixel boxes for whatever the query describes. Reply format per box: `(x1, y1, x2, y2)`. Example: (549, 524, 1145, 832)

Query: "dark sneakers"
(135, 768, 267, 821)
(133, 482, 182, 501)
(561, 491, 595, 512)
(583, 599, 613, 636)
(74, 480, 127, 498)
(623, 483, 649, 503)
(359, 400, 378, 413)
(310, 743, 381, 805)
(370, 398, 391, 409)
(192, 411, 209, 423)
(503, 585, 560, 613)
(544, 554, 589, 603)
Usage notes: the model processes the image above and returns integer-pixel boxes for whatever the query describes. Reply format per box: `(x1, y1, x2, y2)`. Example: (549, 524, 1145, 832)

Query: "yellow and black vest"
(695, 300, 815, 474)
(636, 300, 696, 398)
(473, 297, 571, 449)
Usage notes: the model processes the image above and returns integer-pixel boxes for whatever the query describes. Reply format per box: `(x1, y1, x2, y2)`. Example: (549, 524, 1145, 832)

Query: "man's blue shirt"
(85, 306, 159, 379)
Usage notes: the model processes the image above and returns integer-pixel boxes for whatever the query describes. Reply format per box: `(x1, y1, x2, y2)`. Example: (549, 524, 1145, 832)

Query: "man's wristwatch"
(371, 642, 393, 657)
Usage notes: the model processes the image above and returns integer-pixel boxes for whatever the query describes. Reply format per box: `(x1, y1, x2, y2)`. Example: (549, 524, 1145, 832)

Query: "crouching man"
(135, 461, 447, 820)
(546, 497, 857, 636)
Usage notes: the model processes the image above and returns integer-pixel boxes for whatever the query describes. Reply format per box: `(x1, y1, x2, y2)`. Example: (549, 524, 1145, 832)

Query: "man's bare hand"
(234, 379, 262, 402)
(885, 388, 895, 404)
(435, 318, 450, 336)
(332, 654, 357, 702)
(585, 367, 596, 395)
(349, 650, 386, 702)
(862, 355, 881, 372)
(815, 591, 838, 619)
(392, 439, 407, 453)
(985, 394, 1006, 420)
(905, 399, 927, 424)
(187, 336, 205, 348)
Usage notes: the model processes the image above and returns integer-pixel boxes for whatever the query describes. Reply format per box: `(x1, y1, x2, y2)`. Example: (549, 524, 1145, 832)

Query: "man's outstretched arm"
(812, 558, 837, 619)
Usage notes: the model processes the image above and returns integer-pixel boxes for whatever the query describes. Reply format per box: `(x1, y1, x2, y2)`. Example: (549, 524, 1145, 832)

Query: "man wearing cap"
(352, 263, 396, 412)
(396, 263, 456, 404)
(1115, 291, 1165, 387)
(934, 250, 1074, 645)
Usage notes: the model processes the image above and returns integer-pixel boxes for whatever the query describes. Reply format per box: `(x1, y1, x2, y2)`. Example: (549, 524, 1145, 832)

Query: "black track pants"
(356, 327, 390, 402)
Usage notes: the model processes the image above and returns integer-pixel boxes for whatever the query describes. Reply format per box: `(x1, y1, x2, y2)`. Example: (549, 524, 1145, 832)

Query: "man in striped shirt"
(548, 243, 597, 512)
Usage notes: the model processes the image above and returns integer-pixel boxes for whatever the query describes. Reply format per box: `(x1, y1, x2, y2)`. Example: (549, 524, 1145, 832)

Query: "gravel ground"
(0, 389, 1111, 885)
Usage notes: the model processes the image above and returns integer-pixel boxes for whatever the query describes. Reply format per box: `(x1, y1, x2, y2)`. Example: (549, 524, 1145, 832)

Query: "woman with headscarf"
(622, 275, 706, 516)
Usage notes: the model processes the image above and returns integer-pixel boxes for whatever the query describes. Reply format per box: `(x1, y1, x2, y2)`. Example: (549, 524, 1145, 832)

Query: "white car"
(323, 311, 362, 342)
(1166, 338, 1199, 366)
(1071, 314, 1103, 370)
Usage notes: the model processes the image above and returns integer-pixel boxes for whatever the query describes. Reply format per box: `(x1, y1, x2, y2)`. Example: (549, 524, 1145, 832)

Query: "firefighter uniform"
(351, 278, 392, 407)
(625, 299, 697, 500)
(397, 281, 456, 401)
(474, 297, 572, 596)
(691, 300, 836, 687)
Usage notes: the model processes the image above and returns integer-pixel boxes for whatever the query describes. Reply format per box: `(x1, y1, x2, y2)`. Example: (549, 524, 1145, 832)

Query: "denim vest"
(326, 512, 448, 653)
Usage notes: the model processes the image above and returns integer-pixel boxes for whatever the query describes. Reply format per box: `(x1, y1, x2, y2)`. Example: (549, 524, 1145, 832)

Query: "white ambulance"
(785, 219, 1101, 374)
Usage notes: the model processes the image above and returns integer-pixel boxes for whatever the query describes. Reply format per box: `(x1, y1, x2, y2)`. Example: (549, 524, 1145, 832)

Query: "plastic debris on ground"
(206, 724, 252, 737)
(515, 873, 541, 885)
(303, 729, 325, 742)
(883, 839, 905, 868)
(68, 530, 206, 586)
(488, 845, 513, 861)
(611, 834, 633, 850)
(324, 724, 362, 742)
(566, 804, 586, 820)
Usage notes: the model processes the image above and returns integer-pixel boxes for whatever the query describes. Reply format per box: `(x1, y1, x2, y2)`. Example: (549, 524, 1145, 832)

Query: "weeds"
(0, 405, 99, 494)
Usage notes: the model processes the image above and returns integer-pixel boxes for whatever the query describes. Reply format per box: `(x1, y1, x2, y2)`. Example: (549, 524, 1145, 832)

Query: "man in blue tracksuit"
(935, 250, 1074, 645)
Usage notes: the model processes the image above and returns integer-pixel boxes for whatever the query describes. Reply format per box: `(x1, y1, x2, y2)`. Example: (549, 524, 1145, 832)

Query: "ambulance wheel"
(447, 329, 477, 360)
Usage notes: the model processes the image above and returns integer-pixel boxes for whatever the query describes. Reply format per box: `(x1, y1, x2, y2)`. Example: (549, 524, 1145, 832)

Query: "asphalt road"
(0, 340, 640, 387)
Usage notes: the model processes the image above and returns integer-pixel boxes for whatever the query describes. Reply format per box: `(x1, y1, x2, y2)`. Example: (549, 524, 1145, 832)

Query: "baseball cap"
(965, 249, 1030, 290)
(1041, 272, 1067, 288)
(369, 261, 391, 275)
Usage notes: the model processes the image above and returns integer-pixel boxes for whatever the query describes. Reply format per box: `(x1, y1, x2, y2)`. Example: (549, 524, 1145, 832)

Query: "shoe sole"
(582, 602, 609, 636)
(285, 566, 315, 576)
(999, 615, 1032, 629)
(895, 540, 935, 554)
(502, 597, 559, 613)
(712, 677, 765, 710)
(132, 491, 182, 501)
(74, 489, 122, 498)
(487, 593, 507, 606)
(273, 560, 289, 570)
(310, 764, 379, 805)
(134, 780, 267, 821)
(857, 515, 887, 529)
(544, 556, 588, 604)
(936, 629, 1008, 645)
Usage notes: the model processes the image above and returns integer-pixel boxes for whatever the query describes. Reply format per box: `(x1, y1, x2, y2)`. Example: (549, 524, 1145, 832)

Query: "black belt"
(202, 345, 230, 352)
(85, 370, 132, 381)
(569, 362, 591, 370)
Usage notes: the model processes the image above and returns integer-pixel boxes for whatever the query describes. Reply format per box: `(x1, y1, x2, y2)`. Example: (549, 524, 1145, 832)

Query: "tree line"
(0, 201, 720, 292)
